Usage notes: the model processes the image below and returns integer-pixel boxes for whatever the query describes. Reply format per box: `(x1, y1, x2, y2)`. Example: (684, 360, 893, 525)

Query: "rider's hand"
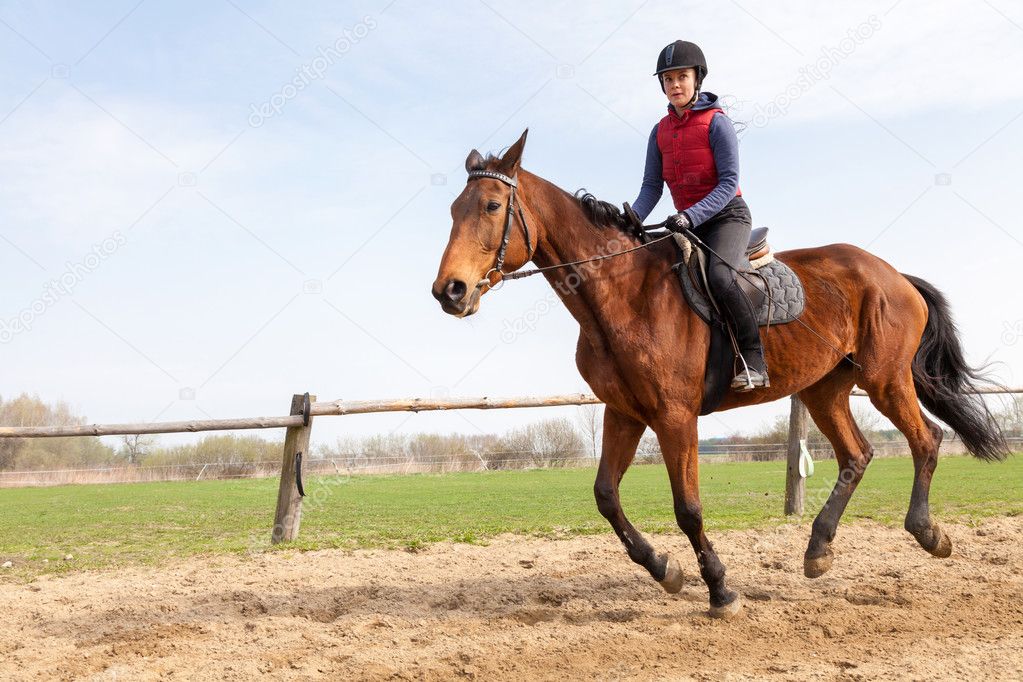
(666, 212, 692, 233)
(622, 202, 642, 231)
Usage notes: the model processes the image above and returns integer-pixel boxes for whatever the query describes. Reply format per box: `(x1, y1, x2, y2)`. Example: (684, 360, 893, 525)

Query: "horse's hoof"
(658, 556, 685, 594)
(910, 522, 953, 558)
(804, 548, 834, 579)
(926, 526, 953, 558)
(708, 594, 742, 620)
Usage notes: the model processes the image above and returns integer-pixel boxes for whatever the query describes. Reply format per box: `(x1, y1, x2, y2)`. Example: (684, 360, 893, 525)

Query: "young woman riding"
(632, 40, 768, 391)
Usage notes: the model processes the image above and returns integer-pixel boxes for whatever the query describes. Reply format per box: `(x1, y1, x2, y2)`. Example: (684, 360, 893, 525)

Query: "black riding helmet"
(654, 40, 708, 96)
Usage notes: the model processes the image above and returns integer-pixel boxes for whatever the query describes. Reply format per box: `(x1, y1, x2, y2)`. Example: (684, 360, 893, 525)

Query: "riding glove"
(666, 212, 692, 233)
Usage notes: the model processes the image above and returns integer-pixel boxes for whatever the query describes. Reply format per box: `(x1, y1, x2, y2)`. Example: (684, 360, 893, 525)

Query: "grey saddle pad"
(672, 239, 805, 327)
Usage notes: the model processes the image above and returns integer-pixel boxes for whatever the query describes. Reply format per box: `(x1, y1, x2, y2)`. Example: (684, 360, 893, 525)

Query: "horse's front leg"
(594, 406, 684, 592)
(654, 411, 742, 618)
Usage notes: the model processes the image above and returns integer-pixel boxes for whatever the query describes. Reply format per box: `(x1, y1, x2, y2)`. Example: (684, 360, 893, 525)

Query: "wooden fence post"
(272, 393, 315, 544)
(785, 395, 809, 516)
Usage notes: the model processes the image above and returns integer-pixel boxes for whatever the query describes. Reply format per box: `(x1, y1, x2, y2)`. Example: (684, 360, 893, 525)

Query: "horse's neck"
(523, 173, 669, 346)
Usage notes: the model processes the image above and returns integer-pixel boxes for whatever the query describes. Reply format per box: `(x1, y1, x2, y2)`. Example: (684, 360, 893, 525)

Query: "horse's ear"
(497, 129, 528, 176)
(465, 149, 485, 172)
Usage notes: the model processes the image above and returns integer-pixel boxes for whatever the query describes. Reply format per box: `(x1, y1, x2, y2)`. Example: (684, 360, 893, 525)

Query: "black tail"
(905, 274, 1010, 462)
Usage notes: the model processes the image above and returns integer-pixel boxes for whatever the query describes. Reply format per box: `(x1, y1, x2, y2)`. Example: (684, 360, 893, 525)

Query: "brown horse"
(431, 130, 1009, 618)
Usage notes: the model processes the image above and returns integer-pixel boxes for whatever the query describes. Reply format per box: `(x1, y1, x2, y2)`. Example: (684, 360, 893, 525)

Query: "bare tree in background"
(318, 436, 367, 472)
(120, 434, 156, 466)
(996, 395, 1023, 436)
(532, 418, 586, 467)
(488, 418, 586, 469)
(0, 438, 24, 471)
(636, 430, 662, 464)
(0, 394, 115, 471)
(576, 404, 603, 463)
(489, 427, 534, 469)
(851, 404, 885, 435)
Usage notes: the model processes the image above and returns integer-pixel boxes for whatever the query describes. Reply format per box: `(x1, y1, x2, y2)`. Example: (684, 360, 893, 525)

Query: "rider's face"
(662, 68, 696, 108)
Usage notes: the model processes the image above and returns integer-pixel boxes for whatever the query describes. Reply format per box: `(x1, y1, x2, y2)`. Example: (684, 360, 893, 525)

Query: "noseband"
(466, 169, 535, 291)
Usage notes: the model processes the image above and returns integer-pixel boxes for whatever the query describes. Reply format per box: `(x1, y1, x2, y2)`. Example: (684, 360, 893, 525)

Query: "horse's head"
(432, 129, 534, 317)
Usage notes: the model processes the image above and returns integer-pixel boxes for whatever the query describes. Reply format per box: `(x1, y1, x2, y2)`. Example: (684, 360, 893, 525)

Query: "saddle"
(662, 227, 806, 415)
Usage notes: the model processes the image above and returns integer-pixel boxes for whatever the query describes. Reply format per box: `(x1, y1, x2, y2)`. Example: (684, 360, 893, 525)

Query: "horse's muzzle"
(431, 278, 477, 317)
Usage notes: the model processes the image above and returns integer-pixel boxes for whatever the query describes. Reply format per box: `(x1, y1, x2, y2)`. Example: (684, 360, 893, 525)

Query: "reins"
(466, 169, 668, 292)
(464, 170, 859, 370)
(503, 232, 674, 282)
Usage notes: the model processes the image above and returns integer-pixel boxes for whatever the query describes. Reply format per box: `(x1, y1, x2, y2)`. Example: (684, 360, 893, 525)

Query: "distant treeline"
(318, 417, 589, 471)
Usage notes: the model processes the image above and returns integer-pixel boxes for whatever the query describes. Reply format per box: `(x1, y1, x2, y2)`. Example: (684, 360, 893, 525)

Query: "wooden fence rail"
(0, 394, 603, 439)
(0, 388, 1018, 543)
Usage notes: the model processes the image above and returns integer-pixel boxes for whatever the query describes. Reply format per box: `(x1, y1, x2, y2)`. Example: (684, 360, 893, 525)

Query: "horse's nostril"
(444, 280, 467, 302)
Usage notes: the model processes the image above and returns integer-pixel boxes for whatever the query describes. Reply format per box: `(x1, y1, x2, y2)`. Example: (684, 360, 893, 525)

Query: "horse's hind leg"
(862, 369, 951, 558)
(593, 407, 679, 591)
(799, 365, 875, 578)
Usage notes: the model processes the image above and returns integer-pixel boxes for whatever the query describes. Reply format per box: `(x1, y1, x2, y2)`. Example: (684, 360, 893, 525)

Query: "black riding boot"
(717, 280, 769, 391)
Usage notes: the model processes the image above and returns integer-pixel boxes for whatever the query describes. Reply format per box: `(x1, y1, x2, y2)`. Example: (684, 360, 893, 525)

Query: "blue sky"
(2, 0, 1022, 449)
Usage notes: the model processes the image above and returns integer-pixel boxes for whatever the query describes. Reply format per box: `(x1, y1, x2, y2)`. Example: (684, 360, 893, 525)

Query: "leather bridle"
(466, 169, 534, 292)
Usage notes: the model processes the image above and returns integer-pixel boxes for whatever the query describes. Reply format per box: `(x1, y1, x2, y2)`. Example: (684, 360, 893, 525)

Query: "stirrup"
(731, 368, 770, 392)
(731, 349, 769, 392)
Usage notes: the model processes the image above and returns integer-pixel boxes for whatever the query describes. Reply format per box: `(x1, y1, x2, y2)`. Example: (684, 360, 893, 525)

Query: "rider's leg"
(717, 278, 767, 386)
(693, 198, 767, 390)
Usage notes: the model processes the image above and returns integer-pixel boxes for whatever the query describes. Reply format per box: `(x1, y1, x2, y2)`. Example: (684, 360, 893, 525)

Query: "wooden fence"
(0, 389, 1018, 543)
(0, 393, 600, 544)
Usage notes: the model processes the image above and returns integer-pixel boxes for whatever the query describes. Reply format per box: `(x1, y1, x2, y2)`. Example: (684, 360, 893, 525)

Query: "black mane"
(574, 190, 645, 239)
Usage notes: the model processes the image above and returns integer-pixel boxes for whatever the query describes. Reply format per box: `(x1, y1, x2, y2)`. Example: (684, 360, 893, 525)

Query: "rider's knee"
(706, 265, 734, 292)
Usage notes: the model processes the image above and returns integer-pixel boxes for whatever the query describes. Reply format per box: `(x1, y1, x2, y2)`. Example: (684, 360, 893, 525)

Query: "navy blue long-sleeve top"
(632, 92, 741, 226)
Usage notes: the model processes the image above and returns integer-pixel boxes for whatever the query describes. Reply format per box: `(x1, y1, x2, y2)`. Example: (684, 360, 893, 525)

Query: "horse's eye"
(486, 200, 501, 213)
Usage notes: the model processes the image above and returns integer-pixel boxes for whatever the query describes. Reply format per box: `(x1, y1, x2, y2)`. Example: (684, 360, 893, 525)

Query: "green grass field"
(0, 454, 1019, 579)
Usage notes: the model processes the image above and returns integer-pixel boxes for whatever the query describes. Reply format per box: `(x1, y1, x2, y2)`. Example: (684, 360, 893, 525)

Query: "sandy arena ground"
(2, 517, 1022, 681)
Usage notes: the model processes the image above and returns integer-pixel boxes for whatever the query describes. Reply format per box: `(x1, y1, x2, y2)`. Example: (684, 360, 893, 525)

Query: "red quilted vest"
(657, 107, 741, 211)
